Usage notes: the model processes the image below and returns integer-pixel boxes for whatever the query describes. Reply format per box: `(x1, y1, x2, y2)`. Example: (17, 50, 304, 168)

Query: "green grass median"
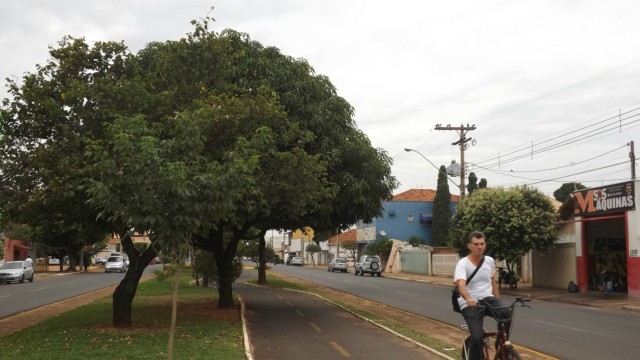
(0, 273, 245, 360)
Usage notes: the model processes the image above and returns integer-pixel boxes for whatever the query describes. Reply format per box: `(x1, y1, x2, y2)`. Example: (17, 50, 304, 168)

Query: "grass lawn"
(0, 273, 245, 360)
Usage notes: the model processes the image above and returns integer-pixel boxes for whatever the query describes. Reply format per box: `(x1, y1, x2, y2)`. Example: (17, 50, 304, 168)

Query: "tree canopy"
(450, 186, 559, 266)
(467, 172, 478, 195)
(1, 18, 397, 325)
(553, 182, 587, 202)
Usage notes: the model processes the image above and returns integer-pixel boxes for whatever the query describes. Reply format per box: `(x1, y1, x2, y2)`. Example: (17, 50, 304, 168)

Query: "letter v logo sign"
(574, 190, 595, 214)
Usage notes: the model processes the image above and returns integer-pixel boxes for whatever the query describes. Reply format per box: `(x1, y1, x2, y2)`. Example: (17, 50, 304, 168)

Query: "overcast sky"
(2, 0, 639, 198)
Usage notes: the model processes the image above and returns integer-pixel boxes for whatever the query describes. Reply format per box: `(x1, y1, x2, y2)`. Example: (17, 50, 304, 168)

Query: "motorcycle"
(498, 265, 518, 290)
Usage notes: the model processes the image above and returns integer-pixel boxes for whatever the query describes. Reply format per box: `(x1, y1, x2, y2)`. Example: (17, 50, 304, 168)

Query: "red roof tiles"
(328, 228, 357, 244)
(392, 189, 459, 202)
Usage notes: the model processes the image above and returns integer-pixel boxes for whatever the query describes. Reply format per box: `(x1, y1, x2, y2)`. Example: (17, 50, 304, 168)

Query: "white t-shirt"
(453, 256, 496, 310)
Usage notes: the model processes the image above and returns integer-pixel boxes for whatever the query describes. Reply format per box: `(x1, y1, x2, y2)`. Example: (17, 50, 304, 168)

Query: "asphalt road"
(236, 269, 444, 360)
(270, 264, 640, 360)
(0, 265, 161, 319)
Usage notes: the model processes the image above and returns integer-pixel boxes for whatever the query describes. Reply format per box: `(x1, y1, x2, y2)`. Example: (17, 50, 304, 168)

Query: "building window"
(407, 215, 414, 222)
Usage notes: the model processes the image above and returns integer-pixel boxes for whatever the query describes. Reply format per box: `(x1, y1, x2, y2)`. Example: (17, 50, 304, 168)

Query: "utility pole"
(630, 141, 636, 180)
(336, 227, 340, 259)
(434, 123, 476, 199)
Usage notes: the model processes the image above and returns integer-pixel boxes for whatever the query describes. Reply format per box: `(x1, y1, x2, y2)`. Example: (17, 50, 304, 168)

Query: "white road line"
(330, 341, 351, 357)
(397, 290, 419, 297)
(365, 284, 380, 289)
(0, 295, 11, 299)
(534, 320, 613, 337)
(30, 287, 50, 292)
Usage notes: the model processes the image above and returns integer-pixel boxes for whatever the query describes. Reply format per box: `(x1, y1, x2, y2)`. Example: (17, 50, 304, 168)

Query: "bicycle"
(591, 270, 610, 299)
(460, 297, 531, 360)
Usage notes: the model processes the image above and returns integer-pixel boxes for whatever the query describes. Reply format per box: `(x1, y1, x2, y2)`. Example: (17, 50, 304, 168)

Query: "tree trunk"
(167, 263, 183, 360)
(111, 230, 157, 328)
(112, 270, 142, 328)
(257, 235, 267, 284)
(217, 257, 235, 308)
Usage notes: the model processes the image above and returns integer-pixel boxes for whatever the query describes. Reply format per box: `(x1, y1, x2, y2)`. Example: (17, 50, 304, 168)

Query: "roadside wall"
(532, 243, 576, 289)
(399, 249, 430, 275)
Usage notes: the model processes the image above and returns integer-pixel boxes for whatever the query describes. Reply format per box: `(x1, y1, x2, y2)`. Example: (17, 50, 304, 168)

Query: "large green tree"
(450, 186, 559, 267)
(431, 165, 452, 246)
(158, 21, 396, 297)
(88, 18, 395, 310)
(2, 18, 397, 327)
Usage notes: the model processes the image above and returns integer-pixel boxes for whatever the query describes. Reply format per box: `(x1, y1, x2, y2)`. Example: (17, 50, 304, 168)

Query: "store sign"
(573, 181, 635, 216)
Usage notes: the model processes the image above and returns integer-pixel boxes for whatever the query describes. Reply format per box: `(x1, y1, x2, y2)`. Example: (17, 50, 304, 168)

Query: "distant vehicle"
(290, 257, 304, 266)
(105, 256, 128, 273)
(0, 261, 34, 284)
(271, 255, 284, 264)
(285, 254, 296, 266)
(94, 256, 107, 265)
(48, 257, 60, 265)
(328, 258, 348, 273)
(355, 255, 382, 277)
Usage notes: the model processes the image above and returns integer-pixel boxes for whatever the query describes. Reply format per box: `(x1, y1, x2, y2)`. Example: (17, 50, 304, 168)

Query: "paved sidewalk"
(237, 277, 446, 360)
(382, 270, 640, 312)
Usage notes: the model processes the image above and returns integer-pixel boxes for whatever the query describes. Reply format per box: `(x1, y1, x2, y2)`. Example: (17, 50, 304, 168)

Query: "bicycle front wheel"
(461, 336, 471, 360)
(505, 348, 522, 360)
(462, 337, 491, 360)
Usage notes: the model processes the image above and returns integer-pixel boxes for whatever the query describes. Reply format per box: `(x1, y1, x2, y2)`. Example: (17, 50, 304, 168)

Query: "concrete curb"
(238, 295, 255, 360)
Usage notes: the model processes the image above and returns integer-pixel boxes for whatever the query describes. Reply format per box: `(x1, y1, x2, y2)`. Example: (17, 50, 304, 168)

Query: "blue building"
(356, 189, 459, 247)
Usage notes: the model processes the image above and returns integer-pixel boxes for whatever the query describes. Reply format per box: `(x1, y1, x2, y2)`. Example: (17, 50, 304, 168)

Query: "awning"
(419, 213, 432, 224)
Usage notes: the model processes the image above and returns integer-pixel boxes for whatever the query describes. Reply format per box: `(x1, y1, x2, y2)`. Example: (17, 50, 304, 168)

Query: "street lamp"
(404, 148, 462, 192)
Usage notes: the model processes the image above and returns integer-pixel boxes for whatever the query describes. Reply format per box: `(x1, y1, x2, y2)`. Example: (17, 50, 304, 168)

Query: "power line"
(474, 144, 627, 174)
(470, 59, 640, 123)
(475, 108, 640, 169)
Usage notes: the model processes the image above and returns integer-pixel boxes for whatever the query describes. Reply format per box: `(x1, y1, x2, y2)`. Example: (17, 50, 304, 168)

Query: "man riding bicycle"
(454, 231, 512, 360)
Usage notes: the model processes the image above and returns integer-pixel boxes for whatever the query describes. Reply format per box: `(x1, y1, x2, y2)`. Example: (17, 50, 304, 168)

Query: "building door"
(585, 217, 627, 292)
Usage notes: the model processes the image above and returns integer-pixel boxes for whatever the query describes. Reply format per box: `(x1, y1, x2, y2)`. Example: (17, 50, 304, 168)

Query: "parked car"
(48, 257, 60, 265)
(328, 258, 348, 273)
(105, 256, 128, 273)
(290, 257, 304, 266)
(94, 256, 107, 265)
(355, 255, 382, 277)
(0, 260, 34, 284)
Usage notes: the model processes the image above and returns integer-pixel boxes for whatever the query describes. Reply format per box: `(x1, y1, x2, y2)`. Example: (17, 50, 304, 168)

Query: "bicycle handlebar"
(478, 297, 531, 308)
(476, 297, 532, 321)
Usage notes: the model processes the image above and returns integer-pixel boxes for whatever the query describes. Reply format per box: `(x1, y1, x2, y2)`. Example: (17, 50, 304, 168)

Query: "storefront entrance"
(585, 217, 627, 293)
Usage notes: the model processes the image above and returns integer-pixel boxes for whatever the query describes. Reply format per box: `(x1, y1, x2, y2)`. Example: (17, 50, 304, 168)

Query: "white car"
(0, 261, 35, 284)
(105, 256, 128, 273)
(290, 257, 304, 266)
(48, 257, 60, 265)
(328, 258, 348, 273)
